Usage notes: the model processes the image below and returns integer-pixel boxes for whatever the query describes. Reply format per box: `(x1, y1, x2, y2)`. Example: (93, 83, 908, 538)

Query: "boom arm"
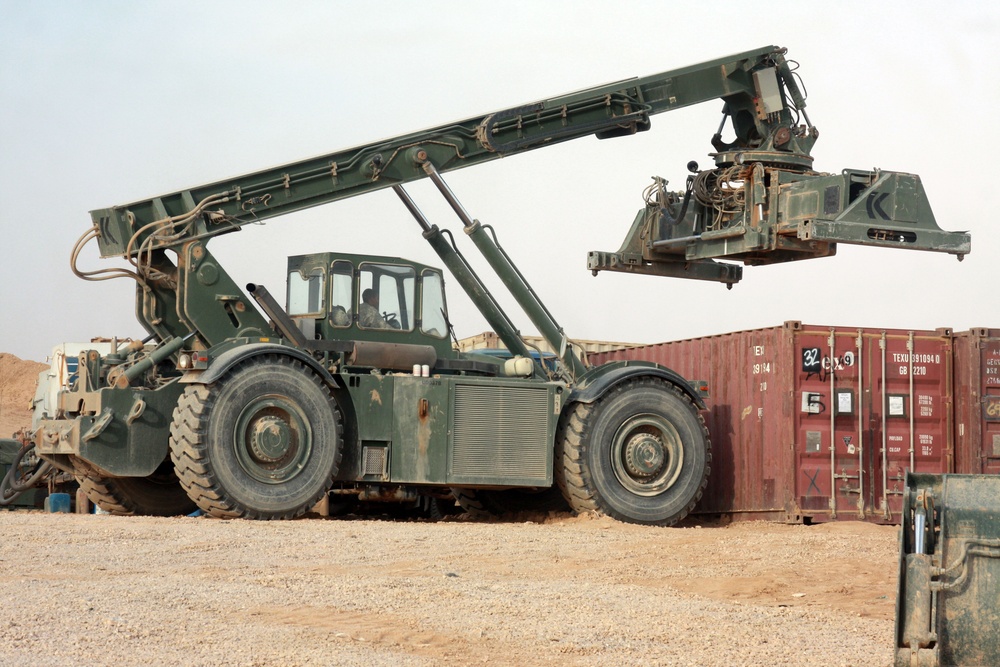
(78, 45, 969, 350)
(90, 45, 811, 260)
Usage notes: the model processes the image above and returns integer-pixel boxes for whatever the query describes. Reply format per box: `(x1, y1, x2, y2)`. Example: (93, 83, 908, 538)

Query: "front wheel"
(556, 378, 711, 526)
(74, 459, 197, 516)
(169, 357, 343, 519)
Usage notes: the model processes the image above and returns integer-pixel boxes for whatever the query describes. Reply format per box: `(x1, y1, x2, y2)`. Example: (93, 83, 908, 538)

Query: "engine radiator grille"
(451, 384, 550, 482)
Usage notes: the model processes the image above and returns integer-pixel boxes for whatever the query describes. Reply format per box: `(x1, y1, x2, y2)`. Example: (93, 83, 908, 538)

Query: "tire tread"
(555, 377, 711, 526)
(168, 357, 342, 520)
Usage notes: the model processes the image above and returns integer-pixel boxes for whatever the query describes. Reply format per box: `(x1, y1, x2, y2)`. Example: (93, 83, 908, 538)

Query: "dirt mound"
(0, 353, 46, 437)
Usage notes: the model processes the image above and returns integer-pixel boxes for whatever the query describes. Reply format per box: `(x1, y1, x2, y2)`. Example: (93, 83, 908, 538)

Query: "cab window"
(287, 267, 325, 317)
(420, 270, 447, 338)
(358, 263, 415, 331)
(329, 260, 353, 328)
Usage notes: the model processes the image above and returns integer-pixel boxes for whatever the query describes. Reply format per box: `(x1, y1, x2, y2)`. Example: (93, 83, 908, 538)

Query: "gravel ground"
(0, 510, 899, 666)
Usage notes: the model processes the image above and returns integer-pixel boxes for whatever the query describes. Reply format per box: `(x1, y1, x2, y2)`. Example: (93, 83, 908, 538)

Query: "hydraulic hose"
(654, 163, 700, 227)
(0, 442, 52, 506)
(660, 177, 694, 226)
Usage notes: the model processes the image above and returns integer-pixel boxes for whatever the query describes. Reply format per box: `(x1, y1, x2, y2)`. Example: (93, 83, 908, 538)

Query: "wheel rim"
(610, 414, 684, 497)
(233, 394, 313, 485)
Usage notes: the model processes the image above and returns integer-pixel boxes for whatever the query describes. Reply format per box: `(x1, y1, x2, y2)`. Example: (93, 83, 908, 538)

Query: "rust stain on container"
(591, 321, 955, 524)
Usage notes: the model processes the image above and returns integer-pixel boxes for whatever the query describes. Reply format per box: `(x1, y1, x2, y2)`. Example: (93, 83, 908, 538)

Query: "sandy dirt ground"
(1, 353, 901, 665)
(0, 511, 899, 667)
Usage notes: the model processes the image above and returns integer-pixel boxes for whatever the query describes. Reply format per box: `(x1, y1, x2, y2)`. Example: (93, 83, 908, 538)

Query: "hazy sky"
(1, 1, 997, 362)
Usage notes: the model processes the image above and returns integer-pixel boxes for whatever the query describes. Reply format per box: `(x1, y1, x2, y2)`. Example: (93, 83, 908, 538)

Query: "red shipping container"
(589, 321, 954, 524)
(953, 329, 1000, 475)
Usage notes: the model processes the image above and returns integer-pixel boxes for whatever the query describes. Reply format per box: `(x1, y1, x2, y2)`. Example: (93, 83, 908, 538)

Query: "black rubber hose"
(659, 174, 695, 226)
(0, 467, 24, 506)
(0, 442, 52, 505)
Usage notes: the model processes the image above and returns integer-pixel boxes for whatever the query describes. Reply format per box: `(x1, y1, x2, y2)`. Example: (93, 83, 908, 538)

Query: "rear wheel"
(75, 459, 196, 516)
(556, 378, 710, 526)
(169, 357, 343, 519)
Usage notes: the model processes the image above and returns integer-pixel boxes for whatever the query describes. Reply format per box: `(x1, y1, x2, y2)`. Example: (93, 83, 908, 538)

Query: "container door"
(870, 331, 952, 521)
(980, 337, 1000, 474)
(794, 328, 952, 522)
(795, 329, 868, 520)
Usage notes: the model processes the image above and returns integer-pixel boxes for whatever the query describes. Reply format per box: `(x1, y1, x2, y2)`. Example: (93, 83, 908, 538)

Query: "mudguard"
(569, 360, 706, 410)
(181, 342, 339, 388)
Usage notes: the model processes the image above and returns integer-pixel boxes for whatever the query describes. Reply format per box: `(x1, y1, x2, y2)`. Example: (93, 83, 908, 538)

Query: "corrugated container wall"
(953, 329, 1000, 475)
(590, 321, 954, 524)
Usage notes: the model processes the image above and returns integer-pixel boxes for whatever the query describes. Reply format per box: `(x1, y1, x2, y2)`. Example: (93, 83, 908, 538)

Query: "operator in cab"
(359, 288, 389, 329)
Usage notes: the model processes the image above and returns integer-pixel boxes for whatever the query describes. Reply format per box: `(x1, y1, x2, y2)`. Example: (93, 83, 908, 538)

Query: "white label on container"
(837, 391, 853, 414)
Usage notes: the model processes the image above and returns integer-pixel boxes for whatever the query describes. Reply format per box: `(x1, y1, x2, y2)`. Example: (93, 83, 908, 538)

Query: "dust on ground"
(0, 510, 899, 666)
(0, 353, 901, 665)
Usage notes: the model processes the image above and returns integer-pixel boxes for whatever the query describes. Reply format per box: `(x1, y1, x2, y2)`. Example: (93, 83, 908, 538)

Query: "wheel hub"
(611, 414, 685, 497)
(249, 416, 292, 463)
(234, 395, 312, 484)
(624, 433, 666, 478)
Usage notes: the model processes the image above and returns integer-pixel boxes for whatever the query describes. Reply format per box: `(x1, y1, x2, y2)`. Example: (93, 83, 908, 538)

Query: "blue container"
(45, 492, 71, 513)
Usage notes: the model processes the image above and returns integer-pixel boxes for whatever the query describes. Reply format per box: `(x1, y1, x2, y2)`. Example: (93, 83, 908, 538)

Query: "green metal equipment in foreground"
(34, 46, 968, 523)
(895, 474, 1000, 667)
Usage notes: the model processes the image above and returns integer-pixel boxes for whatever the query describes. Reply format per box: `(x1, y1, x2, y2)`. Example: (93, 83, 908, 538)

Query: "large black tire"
(453, 486, 571, 518)
(75, 460, 197, 516)
(555, 378, 711, 526)
(169, 357, 343, 519)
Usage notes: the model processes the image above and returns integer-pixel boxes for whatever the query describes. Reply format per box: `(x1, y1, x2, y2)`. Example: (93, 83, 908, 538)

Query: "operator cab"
(286, 252, 452, 357)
